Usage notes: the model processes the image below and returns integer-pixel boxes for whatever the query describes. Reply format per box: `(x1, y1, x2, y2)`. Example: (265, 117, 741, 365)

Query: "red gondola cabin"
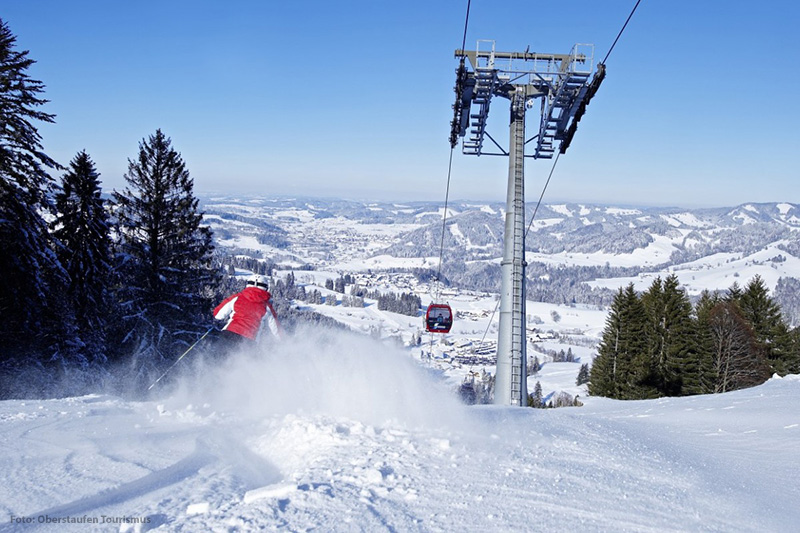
(425, 304, 453, 333)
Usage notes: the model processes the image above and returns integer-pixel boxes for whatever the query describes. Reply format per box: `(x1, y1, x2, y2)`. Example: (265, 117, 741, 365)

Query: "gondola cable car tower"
(449, 30, 608, 407)
(438, 0, 639, 404)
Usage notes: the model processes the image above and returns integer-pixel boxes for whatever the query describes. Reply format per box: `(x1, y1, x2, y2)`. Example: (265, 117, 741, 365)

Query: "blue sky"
(4, 1, 799, 207)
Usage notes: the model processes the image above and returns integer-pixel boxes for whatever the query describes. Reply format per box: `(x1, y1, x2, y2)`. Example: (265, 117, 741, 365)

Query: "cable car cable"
(525, 151, 561, 239)
(459, 0, 472, 54)
(522, 0, 641, 237)
(430, 0, 473, 317)
(434, 148, 454, 302)
(602, 0, 642, 64)
(435, 0, 472, 293)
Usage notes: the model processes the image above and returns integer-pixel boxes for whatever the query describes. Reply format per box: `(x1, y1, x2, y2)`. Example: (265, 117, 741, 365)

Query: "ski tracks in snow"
(0, 396, 282, 532)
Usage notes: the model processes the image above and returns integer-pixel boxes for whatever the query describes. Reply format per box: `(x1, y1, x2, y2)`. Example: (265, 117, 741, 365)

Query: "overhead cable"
(602, 0, 643, 64)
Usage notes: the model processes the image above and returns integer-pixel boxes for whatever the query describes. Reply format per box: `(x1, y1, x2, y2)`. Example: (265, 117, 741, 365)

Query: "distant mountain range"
(201, 196, 800, 326)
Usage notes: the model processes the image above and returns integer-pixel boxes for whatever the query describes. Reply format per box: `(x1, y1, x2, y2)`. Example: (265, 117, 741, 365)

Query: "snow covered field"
(1, 330, 798, 532)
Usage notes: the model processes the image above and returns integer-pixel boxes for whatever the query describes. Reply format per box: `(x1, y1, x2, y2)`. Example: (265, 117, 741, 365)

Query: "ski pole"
(147, 327, 214, 391)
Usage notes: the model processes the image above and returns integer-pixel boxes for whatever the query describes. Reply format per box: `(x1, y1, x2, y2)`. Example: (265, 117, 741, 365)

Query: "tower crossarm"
(450, 41, 598, 158)
(455, 49, 583, 72)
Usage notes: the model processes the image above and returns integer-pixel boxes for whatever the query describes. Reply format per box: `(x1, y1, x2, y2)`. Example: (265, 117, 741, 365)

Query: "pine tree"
(309, 289, 323, 304)
(620, 285, 655, 399)
(285, 272, 296, 299)
(527, 355, 538, 376)
(576, 363, 590, 386)
(738, 275, 797, 375)
(590, 284, 649, 399)
(590, 289, 624, 398)
(641, 275, 697, 396)
(725, 281, 743, 302)
(111, 130, 218, 384)
(691, 291, 719, 395)
(529, 381, 544, 408)
(0, 18, 73, 383)
(789, 327, 800, 375)
(52, 151, 113, 364)
(295, 284, 306, 302)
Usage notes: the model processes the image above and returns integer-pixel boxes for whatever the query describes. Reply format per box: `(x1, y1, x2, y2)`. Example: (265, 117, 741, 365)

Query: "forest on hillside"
(590, 275, 800, 399)
(0, 19, 228, 397)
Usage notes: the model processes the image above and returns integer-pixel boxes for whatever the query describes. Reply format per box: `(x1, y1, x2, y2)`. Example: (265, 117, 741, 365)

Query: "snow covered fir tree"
(0, 19, 221, 397)
(0, 18, 73, 394)
(110, 129, 218, 391)
(52, 151, 114, 372)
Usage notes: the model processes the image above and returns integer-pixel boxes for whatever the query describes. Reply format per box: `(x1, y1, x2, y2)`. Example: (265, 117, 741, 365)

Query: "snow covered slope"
(2, 331, 798, 532)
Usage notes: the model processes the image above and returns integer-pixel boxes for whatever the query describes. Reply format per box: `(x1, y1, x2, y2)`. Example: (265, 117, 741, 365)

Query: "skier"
(213, 274, 281, 354)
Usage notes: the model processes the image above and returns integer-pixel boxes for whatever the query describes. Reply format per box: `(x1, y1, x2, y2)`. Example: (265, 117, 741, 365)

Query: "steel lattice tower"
(450, 40, 604, 406)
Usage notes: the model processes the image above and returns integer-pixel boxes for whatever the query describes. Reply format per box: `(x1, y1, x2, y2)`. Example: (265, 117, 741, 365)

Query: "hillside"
(203, 196, 800, 334)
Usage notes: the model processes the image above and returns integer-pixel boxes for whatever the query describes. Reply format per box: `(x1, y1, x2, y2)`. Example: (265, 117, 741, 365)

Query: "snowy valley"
(205, 197, 800, 315)
(204, 195, 800, 393)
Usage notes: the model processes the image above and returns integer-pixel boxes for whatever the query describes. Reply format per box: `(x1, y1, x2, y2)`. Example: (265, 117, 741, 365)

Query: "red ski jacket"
(213, 286, 280, 340)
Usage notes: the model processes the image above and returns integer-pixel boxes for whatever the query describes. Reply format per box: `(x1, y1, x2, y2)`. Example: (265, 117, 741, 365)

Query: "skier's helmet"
(246, 274, 269, 291)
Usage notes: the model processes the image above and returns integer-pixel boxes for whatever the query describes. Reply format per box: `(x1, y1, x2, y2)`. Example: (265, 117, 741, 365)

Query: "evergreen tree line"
(303, 288, 325, 305)
(271, 271, 298, 300)
(219, 255, 273, 277)
(589, 274, 800, 400)
(551, 347, 576, 363)
(297, 281, 417, 314)
(366, 291, 421, 317)
(341, 295, 365, 308)
(0, 20, 219, 397)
